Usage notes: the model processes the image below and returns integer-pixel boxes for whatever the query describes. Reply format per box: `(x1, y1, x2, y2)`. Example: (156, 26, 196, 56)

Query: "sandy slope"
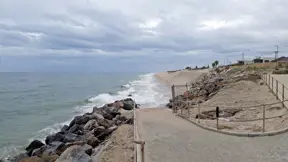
(155, 69, 209, 86)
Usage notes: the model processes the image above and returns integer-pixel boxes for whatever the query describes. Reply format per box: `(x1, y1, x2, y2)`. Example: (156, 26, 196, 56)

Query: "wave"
(1, 73, 170, 159)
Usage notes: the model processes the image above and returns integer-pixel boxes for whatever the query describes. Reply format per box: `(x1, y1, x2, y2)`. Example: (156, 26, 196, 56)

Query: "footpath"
(137, 108, 288, 162)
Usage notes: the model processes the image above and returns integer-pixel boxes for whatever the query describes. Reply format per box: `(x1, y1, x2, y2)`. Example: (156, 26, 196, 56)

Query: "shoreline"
(3, 99, 136, 162)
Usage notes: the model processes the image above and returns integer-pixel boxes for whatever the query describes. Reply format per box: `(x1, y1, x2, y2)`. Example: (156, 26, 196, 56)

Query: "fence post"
(171, 85, 175, 113)
(141, 142, 145, 162)
(272, 77, 274, 94)
(276, 80, 279, 100)
(197, 105, 200, 123)
(262, 105, 266, 132)
(216, 107, 219, 129)
(188, 102, 190, 118)
(269, 75, 271, 89)
(283, 84, 285, 108)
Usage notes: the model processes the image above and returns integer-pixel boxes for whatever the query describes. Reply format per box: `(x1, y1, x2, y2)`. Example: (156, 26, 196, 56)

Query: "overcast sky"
(0, 0, 288, 72)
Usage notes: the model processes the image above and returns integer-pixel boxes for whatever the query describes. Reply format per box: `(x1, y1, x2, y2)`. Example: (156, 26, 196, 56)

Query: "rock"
(114, 101, 124, 108)
(60, 125, 69, 133)
(55, 145, 92, 162)
(40, 151, 58, 162)
(9, 153, 28, 162)
(91, 113, 104, 121)
(82, 144, 93, 156)
(102, 112, 114, 120)
(122, 102, 134, 110)
(63, 133, 83, 143)
(45, 133, 64, 145)
(97, 118, 111, 128)
(108, 126, 118, 132)
(19, 156, 44, 162)
(93, 126, 106, 137)
(83, 120, 98, 131)
(25, 140, 45, 156)
(86, 134, 100, 148)
(67, 124, 80, 134)
(74, 115, 91, 125)
(54, 141, 85, 155)
(96, 129, 114, 141)
(119, 109, 133, 120)
(31, 145, 48, 157)
(92, 107, 104, 115)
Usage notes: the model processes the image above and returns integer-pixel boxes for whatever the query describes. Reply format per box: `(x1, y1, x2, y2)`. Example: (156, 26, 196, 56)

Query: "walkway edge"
(176, 114, 288, 137)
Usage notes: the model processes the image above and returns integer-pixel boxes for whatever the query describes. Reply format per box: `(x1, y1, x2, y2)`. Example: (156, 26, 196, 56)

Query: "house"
(275, 57, 288, 62)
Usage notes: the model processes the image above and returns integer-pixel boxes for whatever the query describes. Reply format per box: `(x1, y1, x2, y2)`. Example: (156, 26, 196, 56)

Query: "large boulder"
(74, 115, 91, 125)
(25, 140, 45, 156)
(97, 118, 112, 129)
(55, 145, 92, 162)
(63, 133, 83, 143)
(83, 120, 98, 131)
(93, 126, 106, 137)
(67, 124, 80, 134)
(86, 134, 100, 148)
(60, 125, 69, 133)
(45, 133, 65, 145)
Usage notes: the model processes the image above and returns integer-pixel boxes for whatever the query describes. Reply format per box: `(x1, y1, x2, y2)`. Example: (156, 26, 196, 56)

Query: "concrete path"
(137, 108, 288, 162)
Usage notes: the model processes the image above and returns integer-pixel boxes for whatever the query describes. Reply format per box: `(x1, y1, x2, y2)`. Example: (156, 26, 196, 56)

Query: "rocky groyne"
(4, 98, 137, 162)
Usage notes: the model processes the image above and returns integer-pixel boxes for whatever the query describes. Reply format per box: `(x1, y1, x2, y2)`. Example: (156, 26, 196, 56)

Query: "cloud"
(1, 0, 288, 71)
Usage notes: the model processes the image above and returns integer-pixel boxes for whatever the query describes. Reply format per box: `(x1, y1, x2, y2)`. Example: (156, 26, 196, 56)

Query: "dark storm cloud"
(1, 0, 288, 71)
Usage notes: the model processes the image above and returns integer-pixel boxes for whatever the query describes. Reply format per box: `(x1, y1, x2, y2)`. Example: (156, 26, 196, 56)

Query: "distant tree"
(215, 60, 219, 67)
(212, 60, 219, 68)
(212, 62, 215, 68)
(207, 65, 210, 68)
(195, 66, 198, 69)
(185, 66, 192, 70)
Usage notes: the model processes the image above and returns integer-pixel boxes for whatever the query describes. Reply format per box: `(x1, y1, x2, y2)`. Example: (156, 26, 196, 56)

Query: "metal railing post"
(197, 105, 200, 123)
(283, 84, 285, 107)
(272, 77, 274, 94)
(172, 85, 175, 113)
(276, 80, 279, 100)
(216, 107, 219, 129)
(262, 105, 266, 132)
(269, 74, 271, 89)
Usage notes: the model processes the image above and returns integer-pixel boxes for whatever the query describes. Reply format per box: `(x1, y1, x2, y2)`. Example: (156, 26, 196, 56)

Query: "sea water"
(0, 72, 170, 158)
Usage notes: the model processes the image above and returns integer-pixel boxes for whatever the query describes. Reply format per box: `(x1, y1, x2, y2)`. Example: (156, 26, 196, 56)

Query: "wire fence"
(171, 75, 288, 132)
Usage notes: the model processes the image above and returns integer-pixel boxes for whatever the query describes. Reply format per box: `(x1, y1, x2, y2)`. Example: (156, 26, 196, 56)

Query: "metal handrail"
(133, 100, 145, 162)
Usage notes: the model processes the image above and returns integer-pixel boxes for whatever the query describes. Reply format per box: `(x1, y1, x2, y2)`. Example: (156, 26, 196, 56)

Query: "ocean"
(0, 72, 170, 158)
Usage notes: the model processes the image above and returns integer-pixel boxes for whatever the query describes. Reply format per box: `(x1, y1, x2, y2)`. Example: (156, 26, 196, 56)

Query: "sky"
(0, 0, 288, 72)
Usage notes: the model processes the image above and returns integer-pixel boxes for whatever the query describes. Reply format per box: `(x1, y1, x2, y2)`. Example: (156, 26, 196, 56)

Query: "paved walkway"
(137, 108, 288, 162)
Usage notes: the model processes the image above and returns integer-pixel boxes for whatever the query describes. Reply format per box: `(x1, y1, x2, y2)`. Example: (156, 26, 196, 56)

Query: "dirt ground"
(180, 79, 288, 132)
(98, 124, 134, 162)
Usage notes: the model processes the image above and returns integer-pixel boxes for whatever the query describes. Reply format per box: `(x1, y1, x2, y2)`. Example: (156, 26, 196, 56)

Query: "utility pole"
(274, 45, 279, 61)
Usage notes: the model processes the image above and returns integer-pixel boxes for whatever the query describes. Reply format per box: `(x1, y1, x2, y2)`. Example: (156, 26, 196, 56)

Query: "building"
(275, 57, 288, 62)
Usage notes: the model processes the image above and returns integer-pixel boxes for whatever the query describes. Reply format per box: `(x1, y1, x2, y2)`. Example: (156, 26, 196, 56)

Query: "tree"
(212, 62, 215, 68)
(215, 60, 219, 67)
(212, 60, 219, 68)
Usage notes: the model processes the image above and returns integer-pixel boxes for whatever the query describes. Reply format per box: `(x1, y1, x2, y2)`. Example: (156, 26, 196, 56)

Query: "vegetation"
(212, 60, 219, 68)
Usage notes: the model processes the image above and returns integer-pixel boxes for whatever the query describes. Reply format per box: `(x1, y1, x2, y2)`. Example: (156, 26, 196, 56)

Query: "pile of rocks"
(166, 67, 262, 109)
(7, 98, 137, 162)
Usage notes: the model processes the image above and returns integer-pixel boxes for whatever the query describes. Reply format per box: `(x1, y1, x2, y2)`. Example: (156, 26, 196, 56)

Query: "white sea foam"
(88, 73, 170, 108)
(2, 73, 170, 158)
